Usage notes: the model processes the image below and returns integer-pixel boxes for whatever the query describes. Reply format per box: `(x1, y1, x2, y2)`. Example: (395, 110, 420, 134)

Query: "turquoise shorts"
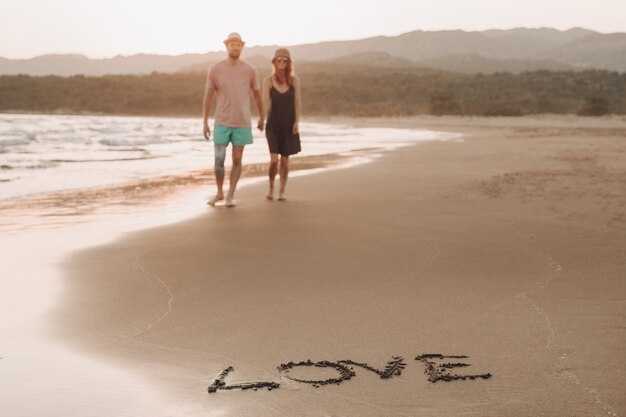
(213, 125, 253, 146)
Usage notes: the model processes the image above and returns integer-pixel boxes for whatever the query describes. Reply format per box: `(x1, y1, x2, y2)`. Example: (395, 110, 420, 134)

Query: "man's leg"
(267, 153, 279, 200)
(208, 143, 227, 206)
(226, 145, 244, 207)
(278, 155, 289, 201)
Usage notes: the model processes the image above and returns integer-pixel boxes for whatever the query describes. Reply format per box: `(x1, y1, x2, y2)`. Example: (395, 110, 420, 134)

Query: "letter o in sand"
(277, 360, 356, 386)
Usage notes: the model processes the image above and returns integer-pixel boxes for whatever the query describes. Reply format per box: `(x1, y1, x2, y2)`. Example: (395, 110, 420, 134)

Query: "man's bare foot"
(225, 198, 237, 207)
(207, 194, 224, 207)
(278, 192, 286, 201)
(266, 188, 274, 200)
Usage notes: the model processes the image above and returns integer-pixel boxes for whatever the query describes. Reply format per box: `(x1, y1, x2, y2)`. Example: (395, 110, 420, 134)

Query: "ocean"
(0, 113, 450, 200)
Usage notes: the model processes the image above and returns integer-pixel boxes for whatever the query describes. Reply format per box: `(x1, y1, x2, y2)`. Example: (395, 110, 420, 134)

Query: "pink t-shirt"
(206, 60, 259, 128)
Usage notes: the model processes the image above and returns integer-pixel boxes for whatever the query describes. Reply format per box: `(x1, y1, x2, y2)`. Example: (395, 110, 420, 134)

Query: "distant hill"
(481, 27, 595, 58)
(416, 54, 575, 74)
(320, 52, 418, 68)
(178, 52, 419, 74)
(2, 27, 625, 76)
(543, 33, 626, 71)
(177, 54, 274, 74)
(0, 53, 217, 76)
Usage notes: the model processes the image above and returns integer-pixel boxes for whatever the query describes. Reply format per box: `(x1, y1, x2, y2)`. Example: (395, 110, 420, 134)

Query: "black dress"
(266, 85, 301, 156)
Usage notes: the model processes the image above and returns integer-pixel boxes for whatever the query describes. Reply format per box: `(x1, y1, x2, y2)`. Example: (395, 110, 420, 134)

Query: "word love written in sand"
(207, 353, 492, 394)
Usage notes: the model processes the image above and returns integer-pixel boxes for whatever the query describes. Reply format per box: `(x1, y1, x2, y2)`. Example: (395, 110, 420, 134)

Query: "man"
(203, 32, 264, 207)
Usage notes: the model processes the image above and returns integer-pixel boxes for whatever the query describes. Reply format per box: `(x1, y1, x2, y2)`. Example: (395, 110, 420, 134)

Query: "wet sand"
(0, 153, 351, 234)
(55, 116, 626, 416)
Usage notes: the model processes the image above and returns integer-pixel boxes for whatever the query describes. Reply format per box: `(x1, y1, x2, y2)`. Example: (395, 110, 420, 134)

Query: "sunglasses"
(275, 58, 289, 63)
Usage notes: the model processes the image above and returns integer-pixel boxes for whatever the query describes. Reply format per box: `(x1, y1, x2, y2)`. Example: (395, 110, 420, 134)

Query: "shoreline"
(0, 151, 355, 234)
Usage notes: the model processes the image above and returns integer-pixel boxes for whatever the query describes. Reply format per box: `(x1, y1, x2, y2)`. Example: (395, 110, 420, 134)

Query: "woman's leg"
(267, 153, 279, 199)
(278, 155, 289, 200)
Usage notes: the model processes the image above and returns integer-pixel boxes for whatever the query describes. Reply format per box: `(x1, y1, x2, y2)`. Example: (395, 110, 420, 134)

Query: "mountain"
(482, 27, 595, 58)
(326, 52, 418, 68)
(177, 54, 275, 74)
(543, 33, 626, 71)
(416, 54, 575, 74)
(0, 53, 218, 76)
(2, 28, 625, 76)
(177, 52, 418, 74)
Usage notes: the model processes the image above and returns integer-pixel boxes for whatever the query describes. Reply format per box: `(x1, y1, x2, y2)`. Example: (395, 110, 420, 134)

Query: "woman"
(263, 48, 301, 201)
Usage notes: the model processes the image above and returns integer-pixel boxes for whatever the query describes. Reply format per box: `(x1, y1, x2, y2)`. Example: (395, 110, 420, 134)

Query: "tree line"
(1, 63, 625, 117)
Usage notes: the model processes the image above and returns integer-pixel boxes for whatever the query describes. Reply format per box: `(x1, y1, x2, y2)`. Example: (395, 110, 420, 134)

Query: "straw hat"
(224, 32, 244, 44)
(273, 48, 291, 61)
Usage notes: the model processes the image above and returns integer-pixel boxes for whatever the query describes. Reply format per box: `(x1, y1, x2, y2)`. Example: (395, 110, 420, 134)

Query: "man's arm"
(203, 86, 215, 140)
(253, 89, 265, 132)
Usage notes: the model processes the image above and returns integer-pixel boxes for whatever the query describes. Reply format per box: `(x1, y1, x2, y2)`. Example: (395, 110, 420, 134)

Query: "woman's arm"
(293, 76, 301, 134)
(262, 76, 272, 122)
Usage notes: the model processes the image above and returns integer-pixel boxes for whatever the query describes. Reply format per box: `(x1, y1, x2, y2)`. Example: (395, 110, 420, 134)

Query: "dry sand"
(55, 115, 626, 416)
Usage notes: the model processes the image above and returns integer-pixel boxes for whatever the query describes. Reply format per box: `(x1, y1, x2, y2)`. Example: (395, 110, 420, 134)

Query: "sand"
(54, 115, 626, 416)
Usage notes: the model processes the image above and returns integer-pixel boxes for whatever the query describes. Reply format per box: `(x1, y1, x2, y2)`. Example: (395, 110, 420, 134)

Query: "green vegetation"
(1, 65, 625, 117)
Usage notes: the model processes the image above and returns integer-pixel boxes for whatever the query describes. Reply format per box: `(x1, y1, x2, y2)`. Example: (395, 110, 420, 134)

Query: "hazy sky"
(1, 0, 625, 59)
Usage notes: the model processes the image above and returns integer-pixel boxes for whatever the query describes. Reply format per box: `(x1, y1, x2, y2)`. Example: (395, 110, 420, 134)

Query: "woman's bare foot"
(207, 194, 224, 207)
(225, 198, 237, 207)
(278, 192, 286, 201)
(266, 188, 274, 200)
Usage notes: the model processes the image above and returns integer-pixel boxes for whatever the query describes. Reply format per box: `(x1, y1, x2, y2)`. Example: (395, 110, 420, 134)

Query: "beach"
(3, 115, 626, 416)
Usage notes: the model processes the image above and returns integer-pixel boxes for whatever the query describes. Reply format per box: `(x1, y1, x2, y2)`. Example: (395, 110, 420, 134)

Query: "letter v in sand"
(337, 356, 407, 379)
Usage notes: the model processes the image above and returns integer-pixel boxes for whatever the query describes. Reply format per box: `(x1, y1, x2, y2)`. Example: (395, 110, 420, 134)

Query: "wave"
(99, 137, 172, 147)
(26, 162, 60, 170)
(301, 130, 362, 137)
(1, 161, 59, 170)
(89, 126, 129, 134)
(0, 128, 30, 136)
(47, 156, 162, 163)
(0, 137, 34, 146)
(104, 147, 148, 152)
